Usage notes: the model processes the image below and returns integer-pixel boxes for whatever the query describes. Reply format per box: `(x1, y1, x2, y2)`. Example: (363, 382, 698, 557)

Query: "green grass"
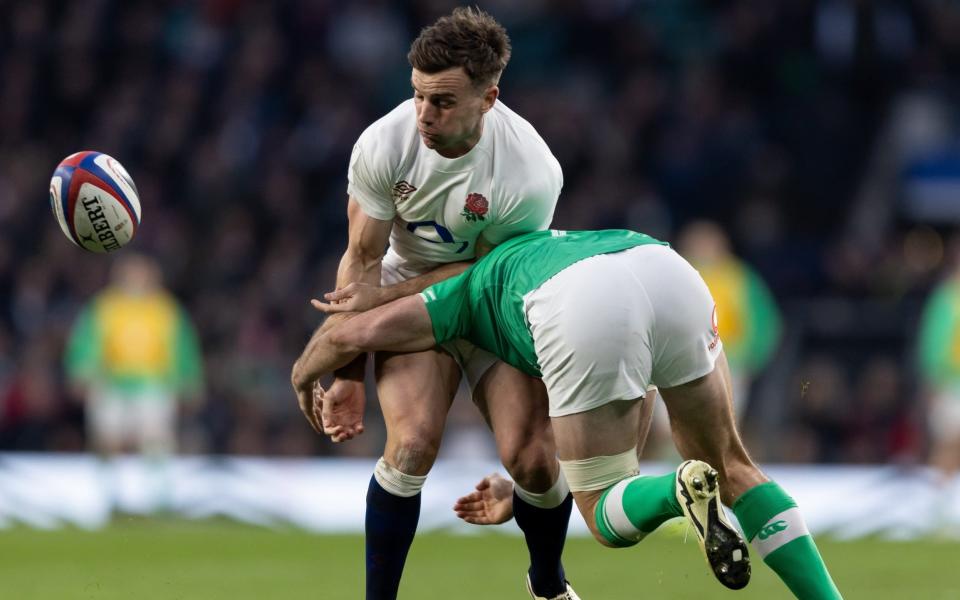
(1, 520, 958, 599)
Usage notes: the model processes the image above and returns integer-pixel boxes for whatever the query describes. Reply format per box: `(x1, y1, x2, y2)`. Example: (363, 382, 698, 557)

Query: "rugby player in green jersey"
(292, 229, 842, 599)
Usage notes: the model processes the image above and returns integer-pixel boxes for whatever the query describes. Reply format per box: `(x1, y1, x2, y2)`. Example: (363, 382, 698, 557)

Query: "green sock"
(733, 481, 842, 599)
(594, 473, 683, 547)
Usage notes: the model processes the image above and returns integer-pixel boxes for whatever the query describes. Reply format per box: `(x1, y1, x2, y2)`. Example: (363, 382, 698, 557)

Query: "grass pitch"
(1, 520, 957, 599)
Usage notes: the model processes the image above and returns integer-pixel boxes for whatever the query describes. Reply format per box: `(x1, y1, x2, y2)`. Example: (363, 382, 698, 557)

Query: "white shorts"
(524, 244, 723, 417)
(381, 253, 498, 390)
(929, 391, 960, 443)
(88, 387, 177, 453)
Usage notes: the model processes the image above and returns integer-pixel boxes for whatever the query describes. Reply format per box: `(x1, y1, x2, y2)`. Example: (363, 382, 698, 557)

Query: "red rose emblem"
(462, 193, 488, 222)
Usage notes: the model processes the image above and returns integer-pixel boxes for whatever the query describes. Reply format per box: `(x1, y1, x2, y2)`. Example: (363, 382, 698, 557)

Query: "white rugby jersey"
(347, 98, 562, 276)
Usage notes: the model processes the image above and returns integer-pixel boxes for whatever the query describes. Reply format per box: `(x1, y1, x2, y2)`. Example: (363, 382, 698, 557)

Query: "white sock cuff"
(559, 447, 640, 492)
(600, 476, 647, 543)
(750, 507, 810, 558)
(514, 470, 571, 509)
(373, 457, 427, 498)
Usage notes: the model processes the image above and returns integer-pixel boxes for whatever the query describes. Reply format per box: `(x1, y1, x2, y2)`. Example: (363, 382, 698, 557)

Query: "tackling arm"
(291, 295, 437, 391)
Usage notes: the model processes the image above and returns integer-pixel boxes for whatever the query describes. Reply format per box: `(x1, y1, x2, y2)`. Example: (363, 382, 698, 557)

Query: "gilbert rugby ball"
(49, 151, 141, 253)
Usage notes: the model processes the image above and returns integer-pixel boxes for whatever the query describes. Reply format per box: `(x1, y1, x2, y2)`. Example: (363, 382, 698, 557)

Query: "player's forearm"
(331, 246, 384, 378)
(379, 261, 472, 303)
(292, 316, 364, 391)
(336, 246, 383, 289)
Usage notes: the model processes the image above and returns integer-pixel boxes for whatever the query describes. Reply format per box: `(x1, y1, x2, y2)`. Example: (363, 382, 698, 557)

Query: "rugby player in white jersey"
(312, 8, 576, 600)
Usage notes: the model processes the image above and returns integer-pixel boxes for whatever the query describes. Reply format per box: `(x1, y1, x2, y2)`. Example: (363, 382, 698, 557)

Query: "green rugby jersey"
(421, 229, 667, 377)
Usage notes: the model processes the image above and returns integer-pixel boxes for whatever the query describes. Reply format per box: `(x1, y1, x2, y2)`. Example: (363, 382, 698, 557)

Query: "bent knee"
(501, 445, 556, 492)
(590, 527, 622, 548)
(386, 434, 442, 475)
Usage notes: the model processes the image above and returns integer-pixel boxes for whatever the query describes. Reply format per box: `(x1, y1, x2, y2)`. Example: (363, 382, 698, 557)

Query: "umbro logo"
(392, 180, 417, 202)
(757, 520, 788, 540)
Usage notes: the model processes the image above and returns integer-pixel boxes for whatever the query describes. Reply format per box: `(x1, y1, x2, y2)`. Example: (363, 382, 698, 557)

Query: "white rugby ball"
(49, 151, 141, 253)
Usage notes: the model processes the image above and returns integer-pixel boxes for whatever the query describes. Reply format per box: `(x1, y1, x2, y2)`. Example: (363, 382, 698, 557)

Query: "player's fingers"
(311, 298, 352, 313)
(297, 392, 323, 434)
(455, 500, 486, 513)
(455, 491, 482, 504)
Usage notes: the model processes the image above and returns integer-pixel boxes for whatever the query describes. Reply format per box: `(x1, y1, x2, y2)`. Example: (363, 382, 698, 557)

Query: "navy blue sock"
(366, 476, 420, 600)
(513, 491, 572, 597)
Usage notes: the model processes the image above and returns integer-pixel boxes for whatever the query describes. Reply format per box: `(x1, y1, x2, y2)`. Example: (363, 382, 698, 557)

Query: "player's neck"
(435, 118, 484, 159)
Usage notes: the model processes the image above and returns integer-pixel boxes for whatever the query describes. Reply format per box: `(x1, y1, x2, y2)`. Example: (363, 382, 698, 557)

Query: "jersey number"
(406, 221, 469, 254)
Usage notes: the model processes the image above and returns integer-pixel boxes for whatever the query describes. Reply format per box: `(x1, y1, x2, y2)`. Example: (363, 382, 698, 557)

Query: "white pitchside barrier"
(0, 453, 957, 539)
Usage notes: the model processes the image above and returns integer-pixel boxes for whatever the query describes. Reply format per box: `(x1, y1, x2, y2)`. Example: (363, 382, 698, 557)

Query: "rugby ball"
(49, 151, 141, 253)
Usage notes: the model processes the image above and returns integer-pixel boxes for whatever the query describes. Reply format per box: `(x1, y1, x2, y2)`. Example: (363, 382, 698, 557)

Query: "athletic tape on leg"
(559, 447, 640, 492)
(515, 469, 571, 509)
(373, 457, 427, 498)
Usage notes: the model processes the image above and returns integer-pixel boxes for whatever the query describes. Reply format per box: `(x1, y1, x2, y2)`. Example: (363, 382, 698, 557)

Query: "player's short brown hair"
(408, 7, 511, 88)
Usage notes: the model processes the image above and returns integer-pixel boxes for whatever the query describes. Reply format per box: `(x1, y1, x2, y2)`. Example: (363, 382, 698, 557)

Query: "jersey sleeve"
(917, 283, 959, 386)
(482, 172, 561, 245)
(172, 305, 204, 396)
(64, 302, 103, 383)
(420, 270, 474, 344)
(347, 137, 397, 221)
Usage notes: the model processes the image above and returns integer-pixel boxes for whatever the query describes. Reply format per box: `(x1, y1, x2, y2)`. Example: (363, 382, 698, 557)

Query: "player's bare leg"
(475, 361, 571, 598)
(454, 388, 658, 524)
(550, 395, 750, 590)
(549, 397, 644, 539)
(661, 352, 842, 599)
(365, 348, 460, 600)
(661, 353, 765, 503)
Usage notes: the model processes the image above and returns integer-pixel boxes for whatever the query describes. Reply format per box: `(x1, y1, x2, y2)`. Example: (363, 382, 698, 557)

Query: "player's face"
(412, 68, 498, 158)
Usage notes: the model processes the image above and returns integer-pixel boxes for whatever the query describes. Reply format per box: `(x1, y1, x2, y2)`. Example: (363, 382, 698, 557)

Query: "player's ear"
(480, 85, 498, 114)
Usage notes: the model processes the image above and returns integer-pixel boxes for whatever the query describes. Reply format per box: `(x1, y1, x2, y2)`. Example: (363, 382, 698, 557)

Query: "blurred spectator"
(678, 220, 782, 418)
(917, 245, 960, 484)
(64, 254, 203, 456)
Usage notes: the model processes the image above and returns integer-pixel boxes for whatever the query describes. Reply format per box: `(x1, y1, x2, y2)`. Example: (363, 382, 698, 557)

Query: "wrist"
(291, 361, 310, 391)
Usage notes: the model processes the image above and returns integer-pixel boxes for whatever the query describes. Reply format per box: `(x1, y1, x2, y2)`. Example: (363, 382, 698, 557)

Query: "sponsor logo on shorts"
(708, 304, 720, 350)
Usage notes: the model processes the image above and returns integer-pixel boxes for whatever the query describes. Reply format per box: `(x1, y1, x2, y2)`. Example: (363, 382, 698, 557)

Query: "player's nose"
(418, 104, 436, 126)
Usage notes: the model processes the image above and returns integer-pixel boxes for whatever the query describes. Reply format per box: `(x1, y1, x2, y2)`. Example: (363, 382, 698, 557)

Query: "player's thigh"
(550, 397, 644, 461)
(660, 353, 764, 499)
(660, 357, 739, 462)
(637, 387, 657, 457)
(375, 348, 460, 468)
(474, 360, 557, 489)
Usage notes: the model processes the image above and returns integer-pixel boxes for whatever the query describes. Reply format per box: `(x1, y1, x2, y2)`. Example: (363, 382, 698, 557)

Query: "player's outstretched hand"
(312, 282, 387, 314)
(317, 378, 366, 443)
(454, 472, 515, 525)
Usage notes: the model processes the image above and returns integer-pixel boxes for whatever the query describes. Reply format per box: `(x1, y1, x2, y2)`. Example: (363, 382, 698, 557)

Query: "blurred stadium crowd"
(2, 0, 960, 464)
